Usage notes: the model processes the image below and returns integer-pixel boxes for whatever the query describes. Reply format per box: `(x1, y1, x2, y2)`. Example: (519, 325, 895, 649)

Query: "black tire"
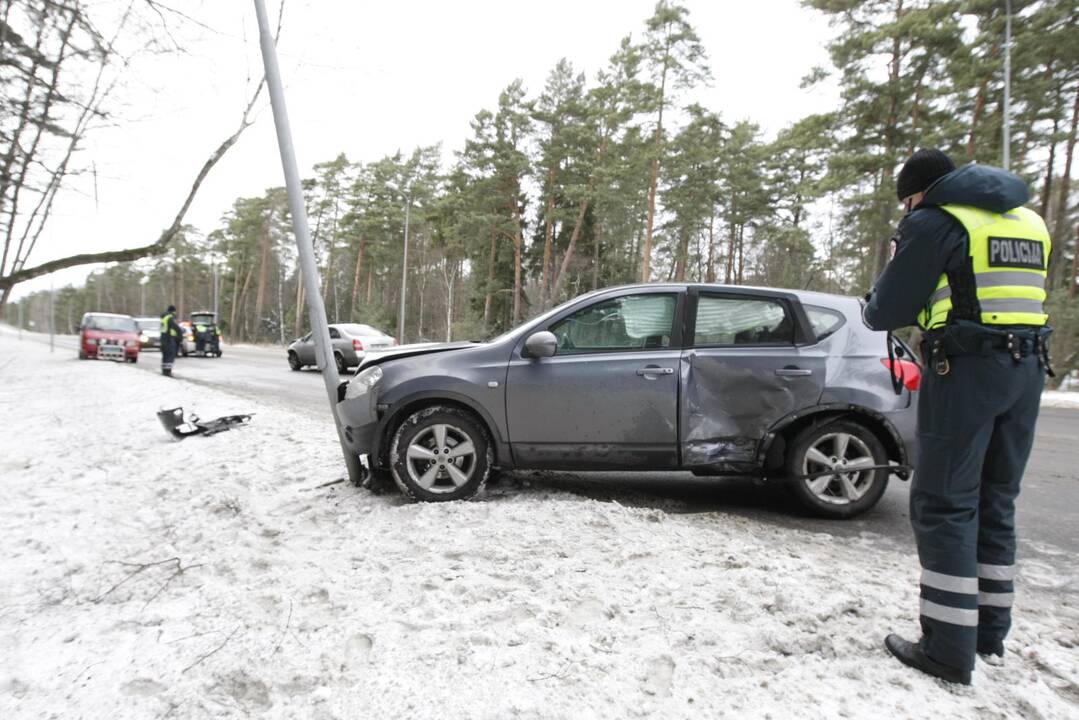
(389, 405, 492, 502)
(78, 350, 87, 360)
(288, 352, 302, 371)
(180, 347, 188, 357)
(334, 353, 347, 375)
(128, 355, 138, 364)
(785, 419, 889, 519)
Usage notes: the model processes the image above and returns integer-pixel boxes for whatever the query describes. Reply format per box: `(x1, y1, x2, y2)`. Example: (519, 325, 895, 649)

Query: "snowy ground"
(1, 340, 1077, 719)
(1041, 391, 1079, 410)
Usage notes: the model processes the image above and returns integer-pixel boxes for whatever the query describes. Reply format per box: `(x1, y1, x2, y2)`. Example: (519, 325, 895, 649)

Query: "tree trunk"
(674, 227, 689, 281)
(253, 209, 273, 333)
(592, 220, 602, 291)
(706, 211, 716, 283)
(1051, 88, 1079, 290)
(483, 223, 497, 328)
(350, 236, 365, 318)
(550, 196, 591, 304)
(228, 257, 243, 340)
(540, 164, 557, 309)
(641, 39, 670, 283)
(967, 76, 989, 161)
(293, 273, 305, 339)
(1070, 225, 1078, 299)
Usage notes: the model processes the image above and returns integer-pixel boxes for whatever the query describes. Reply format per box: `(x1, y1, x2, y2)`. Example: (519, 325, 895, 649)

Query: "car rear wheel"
(288, 352, 301, 371)
(785, 419, 889, 519)
(334, 353, 347, 375)
(389, 406, 491, 502)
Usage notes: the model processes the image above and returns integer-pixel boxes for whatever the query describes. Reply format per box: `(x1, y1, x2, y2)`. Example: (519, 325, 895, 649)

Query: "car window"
(329, 328, 340, 339)
(302, 332, 312, 342)
(804, 304, 846, 341)
(549, 293, 676, 355)
(694, 295, 794, 346)
(191, 314, 214, 325)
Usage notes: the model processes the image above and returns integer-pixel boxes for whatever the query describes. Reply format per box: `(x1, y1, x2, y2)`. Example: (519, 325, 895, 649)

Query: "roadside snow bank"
(1, 338, 1076, 719)
(1042, 390, 1079, 410)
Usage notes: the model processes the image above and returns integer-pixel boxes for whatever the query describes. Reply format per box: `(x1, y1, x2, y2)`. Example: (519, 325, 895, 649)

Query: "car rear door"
(505, 289, 684, 469)
(681, 289, 826, 468)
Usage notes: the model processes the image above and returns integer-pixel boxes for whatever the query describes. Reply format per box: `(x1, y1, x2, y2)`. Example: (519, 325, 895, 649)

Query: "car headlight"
(345, 366, 383, 400)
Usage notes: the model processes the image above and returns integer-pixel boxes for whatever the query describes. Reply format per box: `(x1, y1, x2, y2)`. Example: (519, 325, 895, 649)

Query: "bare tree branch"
(0, 1, 286, 301)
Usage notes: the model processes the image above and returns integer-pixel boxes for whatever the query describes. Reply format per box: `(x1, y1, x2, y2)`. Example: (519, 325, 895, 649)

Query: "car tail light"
(880, 358, 922, 391)
(353, 338, 364, 351)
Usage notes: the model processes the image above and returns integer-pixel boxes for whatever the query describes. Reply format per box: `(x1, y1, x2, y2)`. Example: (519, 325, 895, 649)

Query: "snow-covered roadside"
(1, 340, 1076, 720)
(1042, 390, 1079, 410)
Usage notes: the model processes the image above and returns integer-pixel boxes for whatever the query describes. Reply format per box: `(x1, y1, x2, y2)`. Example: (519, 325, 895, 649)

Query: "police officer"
(160, 305, 183, 377)
(864, 149, 1052, 685)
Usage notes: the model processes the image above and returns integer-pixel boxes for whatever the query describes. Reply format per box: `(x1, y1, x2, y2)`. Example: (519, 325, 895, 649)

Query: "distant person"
(864, 149, 1052, 685)
(160, 305, 183, 377)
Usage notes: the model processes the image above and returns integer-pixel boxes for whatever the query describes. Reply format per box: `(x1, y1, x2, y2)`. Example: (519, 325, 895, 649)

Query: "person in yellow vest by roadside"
(864, 149, 1053, 686)
(160, 305, 183, 377)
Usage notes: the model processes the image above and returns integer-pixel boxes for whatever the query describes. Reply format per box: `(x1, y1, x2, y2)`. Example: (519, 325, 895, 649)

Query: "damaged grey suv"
(337, 284, 920, 518)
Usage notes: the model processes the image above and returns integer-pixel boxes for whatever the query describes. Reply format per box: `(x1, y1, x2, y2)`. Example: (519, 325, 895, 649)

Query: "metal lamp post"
(253, 0, 362, 484)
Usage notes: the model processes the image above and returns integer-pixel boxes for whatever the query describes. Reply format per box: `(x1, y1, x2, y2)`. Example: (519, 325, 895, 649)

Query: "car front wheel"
(785, 419, 889, 519)
(389, 406, 491, 502)
(288, 352, 301, 371)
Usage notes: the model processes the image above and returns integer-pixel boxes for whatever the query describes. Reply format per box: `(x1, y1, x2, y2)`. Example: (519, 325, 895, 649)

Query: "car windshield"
(85, 315, 136, 333)
(135, 319, 158, 331)
(191, 314, 215, 325)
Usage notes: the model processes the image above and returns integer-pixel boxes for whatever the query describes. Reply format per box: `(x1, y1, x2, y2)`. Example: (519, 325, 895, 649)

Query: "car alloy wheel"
(404, 423, 476, 492)
(786, 419, 888, 519)
(389, 405, 491, 502)
(802, 432, 876, 505)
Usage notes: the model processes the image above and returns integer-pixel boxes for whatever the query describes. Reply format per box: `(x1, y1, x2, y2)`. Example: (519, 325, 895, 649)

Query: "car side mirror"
(523, 331, 557, 358)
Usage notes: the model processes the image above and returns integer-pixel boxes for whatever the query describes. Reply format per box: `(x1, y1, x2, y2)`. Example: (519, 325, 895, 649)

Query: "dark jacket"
(863, 164, 1031, 332)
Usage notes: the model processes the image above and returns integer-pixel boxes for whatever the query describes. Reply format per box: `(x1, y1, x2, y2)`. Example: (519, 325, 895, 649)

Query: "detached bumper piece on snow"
(157, 406, 252, 439)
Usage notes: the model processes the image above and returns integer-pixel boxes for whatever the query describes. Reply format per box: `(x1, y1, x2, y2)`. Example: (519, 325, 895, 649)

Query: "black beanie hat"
(167, 305, 176, 313)
(896, 148, 955, 200)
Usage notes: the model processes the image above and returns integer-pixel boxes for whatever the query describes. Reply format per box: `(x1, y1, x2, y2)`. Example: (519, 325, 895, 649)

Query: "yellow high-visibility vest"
(917, 204, 1050, 330)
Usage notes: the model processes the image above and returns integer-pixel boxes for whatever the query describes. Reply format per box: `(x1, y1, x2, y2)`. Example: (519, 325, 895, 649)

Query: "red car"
(78, 312, 140, 363)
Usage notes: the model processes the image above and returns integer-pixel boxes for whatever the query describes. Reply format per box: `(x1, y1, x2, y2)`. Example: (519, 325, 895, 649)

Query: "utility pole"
(398, 191, 411, 343)
(253, 0, 363, 484)
(1002, 0, 1012, 170)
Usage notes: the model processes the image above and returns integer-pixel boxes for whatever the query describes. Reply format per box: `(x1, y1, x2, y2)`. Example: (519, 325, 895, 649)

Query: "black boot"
(162, 368, 172, 377)
(885, 634, 971, 685)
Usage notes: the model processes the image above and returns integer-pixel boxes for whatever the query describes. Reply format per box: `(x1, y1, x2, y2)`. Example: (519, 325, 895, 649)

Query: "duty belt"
(921, 323, 1054, 377)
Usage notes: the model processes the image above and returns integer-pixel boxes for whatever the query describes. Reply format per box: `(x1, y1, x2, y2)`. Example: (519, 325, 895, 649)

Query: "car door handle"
(636, 366, 674, 376)
(775, 367, 812, 377)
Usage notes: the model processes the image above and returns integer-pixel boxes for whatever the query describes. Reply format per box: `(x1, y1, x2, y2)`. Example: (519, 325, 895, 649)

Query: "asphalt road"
(7, 328, 1078, 562)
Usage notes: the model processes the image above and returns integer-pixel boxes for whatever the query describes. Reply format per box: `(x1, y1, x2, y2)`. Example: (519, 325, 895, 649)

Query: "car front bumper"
(336, 387, 382, 463)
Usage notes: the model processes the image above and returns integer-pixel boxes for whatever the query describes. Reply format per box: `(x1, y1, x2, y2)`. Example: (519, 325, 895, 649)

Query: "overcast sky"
(15, 0, 839, 298)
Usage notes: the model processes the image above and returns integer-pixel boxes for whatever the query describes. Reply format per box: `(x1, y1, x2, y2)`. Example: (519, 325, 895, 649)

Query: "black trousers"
(911, 347, 1045, 671)
(161, 336, 177, 371)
